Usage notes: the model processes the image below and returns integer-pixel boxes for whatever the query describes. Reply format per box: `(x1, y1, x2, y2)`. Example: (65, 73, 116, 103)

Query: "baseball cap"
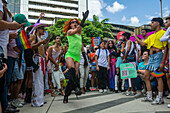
(151, 17, 164, 27)
(13, 14, 31, 27)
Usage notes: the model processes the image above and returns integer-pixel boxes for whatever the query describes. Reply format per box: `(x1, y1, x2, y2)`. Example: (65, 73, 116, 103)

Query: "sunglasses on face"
(39, 27, 45, 30)
(94, 48, 98, 50)
(70, 21, 79, 24)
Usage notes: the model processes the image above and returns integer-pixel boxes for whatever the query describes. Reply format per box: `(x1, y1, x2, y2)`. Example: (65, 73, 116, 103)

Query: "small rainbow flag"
(120, 44, 124, 52)
(164, 66, 168, 73)
(151, 70, 165, 77)
(16, 30, 31, 51)
(118, 41, 124, 52)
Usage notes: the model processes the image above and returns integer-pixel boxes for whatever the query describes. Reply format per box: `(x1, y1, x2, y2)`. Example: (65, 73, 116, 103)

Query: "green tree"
(46, 15, 114, 46)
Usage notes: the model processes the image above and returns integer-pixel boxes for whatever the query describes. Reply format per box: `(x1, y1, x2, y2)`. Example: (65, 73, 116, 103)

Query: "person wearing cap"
(30, 23, 48, 107)
(132, 17, 167, 105)
(160, 16, 170, 108)
(2, 13, 31, 112)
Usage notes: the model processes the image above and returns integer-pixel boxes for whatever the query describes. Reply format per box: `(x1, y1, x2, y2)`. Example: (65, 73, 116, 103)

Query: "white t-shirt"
(124, 40, 134, 55)
(160, 27, 170, 43)
(0, 2, 12, 58)
(80, 47, 89, 65)
(95, 49, 110, 68)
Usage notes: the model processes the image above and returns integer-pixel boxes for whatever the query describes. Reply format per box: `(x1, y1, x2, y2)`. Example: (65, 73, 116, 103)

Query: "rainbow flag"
(151, 70, 165, 77)
(16, 30, 31, 51)
(118, 41, 124, 52)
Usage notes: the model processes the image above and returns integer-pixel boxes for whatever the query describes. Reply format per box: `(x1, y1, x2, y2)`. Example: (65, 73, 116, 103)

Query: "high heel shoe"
(63, 96, 68, 104)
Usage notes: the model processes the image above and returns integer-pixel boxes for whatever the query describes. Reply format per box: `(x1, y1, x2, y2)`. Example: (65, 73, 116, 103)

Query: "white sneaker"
(134, 92, 143, 98)
(99, 89, 103, 93)
(115, 87, 118, 91)
(141, 97, 153, 102)
(11, 99, 23, 108)
(168, 104, 170, 108)
(126, 91, 131, 96)
(131, 91, 136, 96)
(151, 96, 164, 105)
(167, 94, 170, 99)
(103, 89, 107, 93)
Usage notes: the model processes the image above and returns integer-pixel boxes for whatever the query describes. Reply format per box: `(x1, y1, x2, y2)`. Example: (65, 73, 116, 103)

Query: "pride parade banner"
(91, 37, 101, 47)
(120, 62, 137, 79)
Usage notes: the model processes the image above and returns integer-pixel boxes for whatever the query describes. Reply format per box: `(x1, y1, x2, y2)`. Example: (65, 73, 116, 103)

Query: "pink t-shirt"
(7, 39, 19, 58)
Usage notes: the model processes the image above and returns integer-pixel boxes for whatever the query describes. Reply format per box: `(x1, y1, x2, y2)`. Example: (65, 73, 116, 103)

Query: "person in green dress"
(63, 10, 89, 103)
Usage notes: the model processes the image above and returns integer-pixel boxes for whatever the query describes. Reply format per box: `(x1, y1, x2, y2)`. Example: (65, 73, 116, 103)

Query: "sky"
(88, 0, 170, 27)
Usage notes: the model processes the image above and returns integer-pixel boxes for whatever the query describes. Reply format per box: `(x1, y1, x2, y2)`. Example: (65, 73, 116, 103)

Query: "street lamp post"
(160, 0, 163, 18)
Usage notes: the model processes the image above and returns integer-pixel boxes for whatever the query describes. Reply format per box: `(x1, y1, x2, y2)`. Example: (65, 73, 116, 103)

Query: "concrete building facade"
(7, 0, 87, 24)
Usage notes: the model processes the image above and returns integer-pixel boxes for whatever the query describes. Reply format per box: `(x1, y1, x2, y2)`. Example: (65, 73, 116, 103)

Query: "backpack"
(98, 48, 108, 60)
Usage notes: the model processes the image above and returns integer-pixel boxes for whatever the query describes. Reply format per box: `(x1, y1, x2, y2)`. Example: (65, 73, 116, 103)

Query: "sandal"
(51, 90, 57, 97)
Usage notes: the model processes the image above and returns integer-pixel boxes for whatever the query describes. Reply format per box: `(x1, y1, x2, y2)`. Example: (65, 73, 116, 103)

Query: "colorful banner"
(16, 30, 31, 51)
(91, 37, 101, 47)
(120, 62, 137, 79)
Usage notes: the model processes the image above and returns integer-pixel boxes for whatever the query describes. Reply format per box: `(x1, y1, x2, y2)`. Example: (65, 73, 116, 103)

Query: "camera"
(0, 46, 4, 70)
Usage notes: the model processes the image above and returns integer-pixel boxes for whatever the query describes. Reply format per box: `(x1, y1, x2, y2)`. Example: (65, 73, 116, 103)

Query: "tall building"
(7, 0, 87, 24)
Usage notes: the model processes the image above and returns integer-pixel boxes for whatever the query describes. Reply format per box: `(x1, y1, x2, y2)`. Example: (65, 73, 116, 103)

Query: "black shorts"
(24, 48, 34, 68)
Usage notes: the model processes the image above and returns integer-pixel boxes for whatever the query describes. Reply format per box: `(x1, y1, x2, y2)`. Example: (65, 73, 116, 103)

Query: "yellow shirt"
(144, 29, 167, 49)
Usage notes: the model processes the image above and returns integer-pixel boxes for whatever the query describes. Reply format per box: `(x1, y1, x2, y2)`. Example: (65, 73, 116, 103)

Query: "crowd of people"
(1, 0, 170, 112)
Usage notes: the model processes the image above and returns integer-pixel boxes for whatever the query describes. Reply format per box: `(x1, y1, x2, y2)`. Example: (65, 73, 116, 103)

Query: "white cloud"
(164, 10, 170, 17)
(130, 16, 139, 25)
(145, 15, 154, 20)
(88, 0, 107, 19)
(163, 6, 168, 11)
(100, 0, 107, 8)
(122, 16, 126, 21)
(106, 1, 126, 14)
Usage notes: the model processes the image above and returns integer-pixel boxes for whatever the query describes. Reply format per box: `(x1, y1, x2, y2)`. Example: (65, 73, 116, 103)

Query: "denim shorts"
(12, 60, 26, 81)
(145, 52, 163, 72)
(116, 57, 123, 68)
(91, 62, 96, 72)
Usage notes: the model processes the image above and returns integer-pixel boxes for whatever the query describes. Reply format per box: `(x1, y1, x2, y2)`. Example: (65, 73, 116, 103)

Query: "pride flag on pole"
(16, 30, 31, 51)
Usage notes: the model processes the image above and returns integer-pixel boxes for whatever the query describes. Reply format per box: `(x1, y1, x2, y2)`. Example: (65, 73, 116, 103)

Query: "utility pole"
(86, 0, 88, 10)
(160, 0, 163, 18)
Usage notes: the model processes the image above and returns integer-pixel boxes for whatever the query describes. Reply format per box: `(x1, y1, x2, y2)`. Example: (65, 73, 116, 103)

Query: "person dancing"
(63, 10, 89, 103)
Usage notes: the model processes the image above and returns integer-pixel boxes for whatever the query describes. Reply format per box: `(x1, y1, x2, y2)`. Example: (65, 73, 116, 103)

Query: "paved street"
(20, 91, 170, 113)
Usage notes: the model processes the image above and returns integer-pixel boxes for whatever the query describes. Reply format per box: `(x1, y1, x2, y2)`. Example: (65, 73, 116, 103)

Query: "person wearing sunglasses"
(63, 10, 89, 103)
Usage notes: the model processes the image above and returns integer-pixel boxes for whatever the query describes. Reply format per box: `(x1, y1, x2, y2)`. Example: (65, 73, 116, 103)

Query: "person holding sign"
(95, 41, 110, 93)
(132, 17, 167, 105)
(63, 10, 89, 103)
(122, 33, 136, 96)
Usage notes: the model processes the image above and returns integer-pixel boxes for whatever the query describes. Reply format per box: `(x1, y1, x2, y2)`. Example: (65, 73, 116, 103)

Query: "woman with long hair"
(107, 40, 119, 91)
(63, 10, 89, 103)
